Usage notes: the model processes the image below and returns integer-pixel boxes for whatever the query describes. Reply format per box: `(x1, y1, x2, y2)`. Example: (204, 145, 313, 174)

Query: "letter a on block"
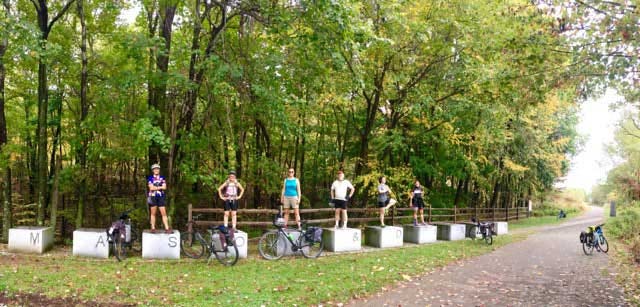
(96, 235, 106, 248)
(30, 232, 40, 246)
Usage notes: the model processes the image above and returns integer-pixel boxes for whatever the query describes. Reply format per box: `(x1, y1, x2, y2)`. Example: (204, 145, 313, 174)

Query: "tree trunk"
(0, 0, 10, 242)
(76, 0, 88, 228)
(148, 0, 177, 197)
(50, 157, 61, 234)
(33, 0, 76, 225)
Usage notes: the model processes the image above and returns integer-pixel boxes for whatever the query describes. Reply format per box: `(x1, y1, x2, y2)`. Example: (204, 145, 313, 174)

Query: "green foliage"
(607, 205, 640, 242)
(0, 0, 583, 235)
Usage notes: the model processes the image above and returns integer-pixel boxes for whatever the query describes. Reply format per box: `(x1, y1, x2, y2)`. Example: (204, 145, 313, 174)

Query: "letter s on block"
(168, 236, 178, 248)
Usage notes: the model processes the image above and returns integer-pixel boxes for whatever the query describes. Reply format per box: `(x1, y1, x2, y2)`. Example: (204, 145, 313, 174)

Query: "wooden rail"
(187, 204, 531, 228)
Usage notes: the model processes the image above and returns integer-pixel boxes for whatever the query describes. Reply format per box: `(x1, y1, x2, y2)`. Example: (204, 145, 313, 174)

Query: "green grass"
(508, 214, 574, 230)
(0, 233, 526, 306)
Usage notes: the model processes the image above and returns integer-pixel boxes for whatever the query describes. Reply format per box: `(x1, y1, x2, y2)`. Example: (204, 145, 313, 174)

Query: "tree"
(1, 0, 11, 241)
(30, 0, 76, 225)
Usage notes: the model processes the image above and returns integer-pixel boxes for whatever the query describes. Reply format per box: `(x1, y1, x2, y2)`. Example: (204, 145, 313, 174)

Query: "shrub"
(608, 207, 640, 241)
(608, 206, 640, 264)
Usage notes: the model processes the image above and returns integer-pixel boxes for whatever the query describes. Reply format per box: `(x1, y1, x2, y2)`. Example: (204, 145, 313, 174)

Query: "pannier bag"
(107, 220, 126, 242)
(305, 227, 323, 243)
(216, 225, 235, 247)
(579, 231, 587, 243)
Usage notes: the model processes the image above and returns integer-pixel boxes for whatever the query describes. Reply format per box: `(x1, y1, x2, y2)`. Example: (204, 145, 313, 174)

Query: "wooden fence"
(187, 204, 531, 229)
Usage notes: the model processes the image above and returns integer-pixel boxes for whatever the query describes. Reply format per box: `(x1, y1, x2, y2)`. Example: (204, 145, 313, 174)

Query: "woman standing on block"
(281, 168, 302, 230)
(331, 170, 355, 229)
(410, 180, 427, 226)
(377, 176, 397, 227)
(147, 164, 172, 233)
(217, 170, 245, 229)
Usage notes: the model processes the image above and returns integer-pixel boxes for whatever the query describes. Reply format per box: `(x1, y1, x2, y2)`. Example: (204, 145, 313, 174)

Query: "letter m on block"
(30, 232, 40, 245)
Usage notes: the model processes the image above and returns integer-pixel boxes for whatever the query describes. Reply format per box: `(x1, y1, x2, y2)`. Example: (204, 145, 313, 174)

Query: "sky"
(559, 89, 624, 193)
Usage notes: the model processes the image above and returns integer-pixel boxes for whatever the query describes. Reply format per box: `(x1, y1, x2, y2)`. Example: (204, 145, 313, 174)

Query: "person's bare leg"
(379, 208, 385, 226)
(231, 211, 237, 229)
(294, 208, 301, 229)
(342, 210, 348, 229)
(150, 206, 157, 230)
(224, 211, 229, 227)
(159, 207, 170, 230)
(335, 209, 340, 228)
(420, 209, 426, 224)
(284, 208, 290, 227)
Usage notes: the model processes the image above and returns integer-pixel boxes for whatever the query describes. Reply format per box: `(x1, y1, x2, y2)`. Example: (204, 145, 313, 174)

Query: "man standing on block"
(217, 170, 245, 229)
(331, 170, 355, 229)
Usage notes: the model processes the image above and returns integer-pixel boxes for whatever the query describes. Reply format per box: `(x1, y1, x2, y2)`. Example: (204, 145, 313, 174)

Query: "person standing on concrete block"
(281, 167, 302, 230)
(331, 170, 355, 229)
(410, 180, 427, 226)
(217, 171, 245, 229)
(377, 176, 397, 227)
(147, 164, 172, 234)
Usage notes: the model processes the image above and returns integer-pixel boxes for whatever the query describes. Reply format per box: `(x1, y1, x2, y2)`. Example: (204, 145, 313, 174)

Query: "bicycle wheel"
(484, 233, 493, 245)
(129, 226, 142, 252)
(214, 239, 239, 266)
(299, 232, 324, 259)
(467, 226, 477, 240)
(583, 240, 594, 255)
(181, 231, 206, 259)
(258, 230, 284, 260)
(599, 236, 609, 253)
(113, 232, 127, 262)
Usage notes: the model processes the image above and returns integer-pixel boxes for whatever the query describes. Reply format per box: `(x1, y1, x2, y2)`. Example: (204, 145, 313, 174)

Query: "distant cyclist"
(217, 170, 245, 229)
(147, 164, 172, 233)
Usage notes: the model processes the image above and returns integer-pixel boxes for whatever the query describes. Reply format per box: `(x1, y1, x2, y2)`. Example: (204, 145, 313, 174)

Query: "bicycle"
(580, 223, 609, 255)
(257, 214, 324, 260)
(468, 217, 494, 245)
(106, 209, 141, 262)
(180, 214, 239, 266)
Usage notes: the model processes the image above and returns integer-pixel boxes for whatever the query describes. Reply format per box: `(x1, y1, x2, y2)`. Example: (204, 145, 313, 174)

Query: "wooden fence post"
(428, 205, 432, 223)
(454, 205, 457, 223)
(391, 206, 396, 226)
(505, 206, 509, 221)
(516, 205, 519, 220)
(492, 206, 496, 221)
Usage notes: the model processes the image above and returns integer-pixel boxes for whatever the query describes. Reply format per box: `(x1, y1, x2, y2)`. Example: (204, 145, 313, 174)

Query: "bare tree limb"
(48, 0, 76, 31)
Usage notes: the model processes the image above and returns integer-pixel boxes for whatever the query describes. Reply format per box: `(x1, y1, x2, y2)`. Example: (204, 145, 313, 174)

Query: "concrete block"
(365, 226, 403, 248)
(433, 223, 465, 241)
(73, 228, 109, 259)
(8, 226, 54, 254)
(322, 227, 361, 252)
(493, 221, 508, 235)
(142, 230, 180, 259)
(403, 225, 437, 244)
